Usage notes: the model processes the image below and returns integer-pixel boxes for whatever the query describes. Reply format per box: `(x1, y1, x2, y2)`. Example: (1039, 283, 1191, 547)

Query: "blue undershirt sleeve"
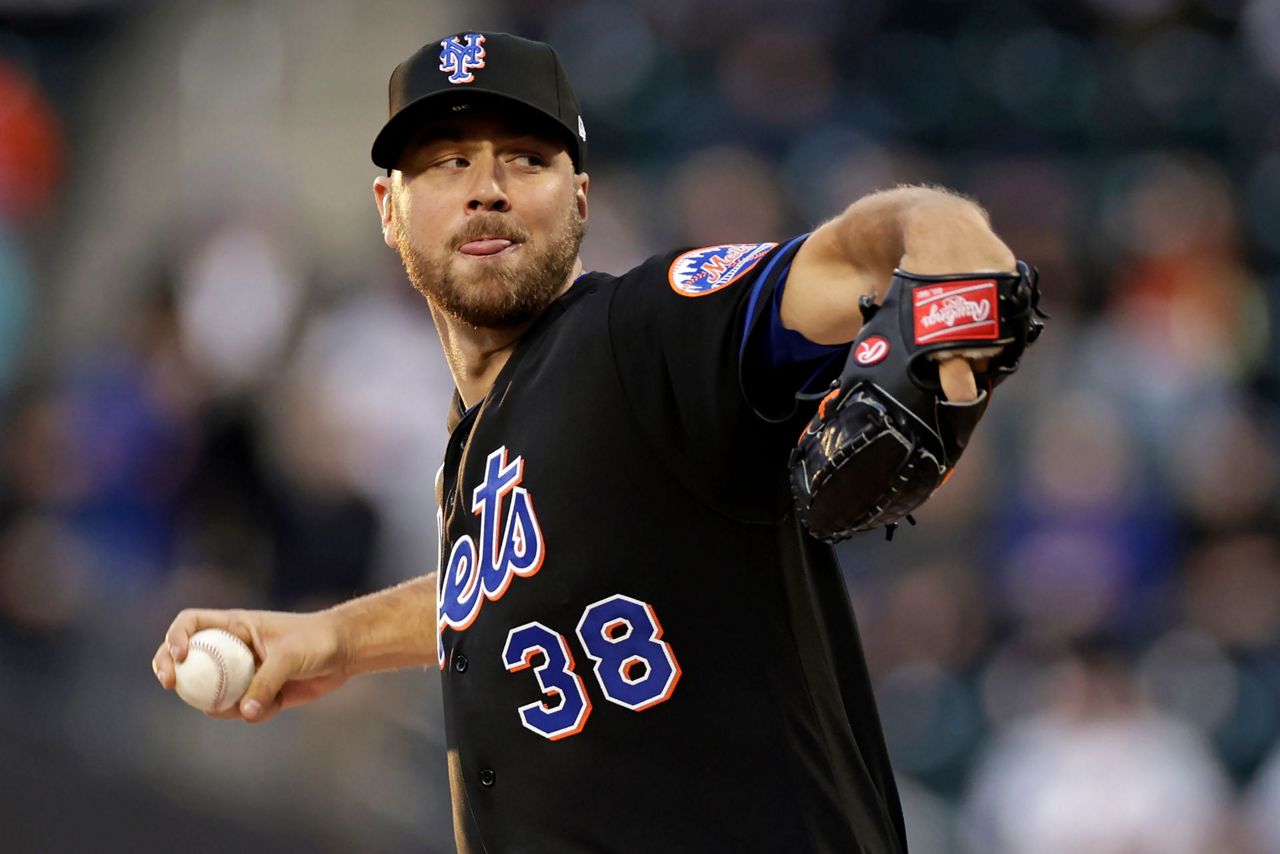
(739, 235, 851, 421)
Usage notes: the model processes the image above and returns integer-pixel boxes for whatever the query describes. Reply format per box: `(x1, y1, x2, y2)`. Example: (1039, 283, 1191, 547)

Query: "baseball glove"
(789, 260, 1046, 542)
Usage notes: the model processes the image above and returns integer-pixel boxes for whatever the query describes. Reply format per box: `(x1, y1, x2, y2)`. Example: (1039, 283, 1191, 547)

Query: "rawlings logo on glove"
(914, 282, 999, 342)
(789, 261, 1047, 543)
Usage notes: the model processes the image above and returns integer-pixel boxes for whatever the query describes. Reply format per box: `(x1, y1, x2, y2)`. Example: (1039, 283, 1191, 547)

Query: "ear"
(373, 175, 397, 249)
(575, 172, 589, 224)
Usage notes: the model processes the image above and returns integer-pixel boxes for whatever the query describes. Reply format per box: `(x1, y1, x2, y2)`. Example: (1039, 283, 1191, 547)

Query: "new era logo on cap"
(439, 33, 486, 84)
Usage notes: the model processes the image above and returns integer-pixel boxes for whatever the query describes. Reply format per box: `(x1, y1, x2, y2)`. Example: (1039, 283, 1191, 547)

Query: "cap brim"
(371, 89, 579, 171)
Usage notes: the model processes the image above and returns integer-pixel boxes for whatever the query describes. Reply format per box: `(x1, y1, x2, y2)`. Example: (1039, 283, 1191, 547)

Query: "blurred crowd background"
(1, 0, 1278, 851)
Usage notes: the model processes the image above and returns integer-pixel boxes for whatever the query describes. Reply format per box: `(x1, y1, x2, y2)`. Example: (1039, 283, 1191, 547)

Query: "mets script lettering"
(437, 446, 545, 666)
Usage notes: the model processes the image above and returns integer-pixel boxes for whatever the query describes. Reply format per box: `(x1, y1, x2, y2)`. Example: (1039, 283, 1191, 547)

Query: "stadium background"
(1, 0, 1279, 851)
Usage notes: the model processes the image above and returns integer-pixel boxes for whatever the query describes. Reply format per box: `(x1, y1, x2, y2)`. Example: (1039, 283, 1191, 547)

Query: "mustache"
(452, 216, 530, 248)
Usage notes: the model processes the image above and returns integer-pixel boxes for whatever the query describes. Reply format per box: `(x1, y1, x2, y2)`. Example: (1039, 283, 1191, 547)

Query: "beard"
(395, 204, 584, 330)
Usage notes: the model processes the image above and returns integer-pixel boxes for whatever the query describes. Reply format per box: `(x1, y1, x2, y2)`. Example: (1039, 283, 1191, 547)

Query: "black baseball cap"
(372, 31, 587, 173)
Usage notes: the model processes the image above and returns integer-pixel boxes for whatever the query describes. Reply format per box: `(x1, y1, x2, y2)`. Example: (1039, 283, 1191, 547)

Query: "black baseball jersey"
(435, 238, 907, 854)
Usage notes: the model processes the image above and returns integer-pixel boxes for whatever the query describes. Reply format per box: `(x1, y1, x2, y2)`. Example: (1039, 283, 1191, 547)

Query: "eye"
(432, 156, 469, 170)
(511, 153, 546, 168)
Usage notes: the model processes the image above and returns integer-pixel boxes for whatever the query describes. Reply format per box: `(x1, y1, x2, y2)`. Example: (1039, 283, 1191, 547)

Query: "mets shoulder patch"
(667, 243, 777, 297)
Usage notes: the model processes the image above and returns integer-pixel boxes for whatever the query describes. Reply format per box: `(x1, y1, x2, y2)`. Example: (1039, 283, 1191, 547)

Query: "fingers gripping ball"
(174, 629, 257, 714)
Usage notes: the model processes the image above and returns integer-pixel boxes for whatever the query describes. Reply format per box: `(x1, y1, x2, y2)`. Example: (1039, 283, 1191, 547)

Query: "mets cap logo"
(668, 243, 777, 297)
(440, 33, 487, 84)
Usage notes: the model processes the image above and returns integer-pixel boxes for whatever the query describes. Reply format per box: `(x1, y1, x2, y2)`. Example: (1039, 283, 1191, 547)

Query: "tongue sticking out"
(459, 239, 514, 256)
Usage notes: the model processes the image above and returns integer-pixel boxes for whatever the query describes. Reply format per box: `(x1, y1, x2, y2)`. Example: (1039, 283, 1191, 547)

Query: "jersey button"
(479, 768, 496, 787)
(454, 653, 469, 673)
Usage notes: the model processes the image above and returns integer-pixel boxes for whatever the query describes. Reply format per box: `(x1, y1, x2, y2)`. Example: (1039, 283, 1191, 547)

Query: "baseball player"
(153, 31, 1035, 853)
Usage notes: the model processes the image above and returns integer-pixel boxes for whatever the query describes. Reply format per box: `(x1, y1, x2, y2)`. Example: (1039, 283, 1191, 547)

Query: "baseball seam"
(189, 639, 228, 711)
(220, 630, 254, 660)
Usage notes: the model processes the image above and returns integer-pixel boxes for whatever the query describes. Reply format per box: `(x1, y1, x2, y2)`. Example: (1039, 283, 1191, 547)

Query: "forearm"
(783, 186, 1016, 345)
(330, 572, 439, 675)
(831, 185, 1013, 276)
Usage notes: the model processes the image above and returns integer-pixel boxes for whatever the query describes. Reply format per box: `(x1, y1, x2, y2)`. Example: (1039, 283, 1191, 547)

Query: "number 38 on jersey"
(501, 594, 681, 741)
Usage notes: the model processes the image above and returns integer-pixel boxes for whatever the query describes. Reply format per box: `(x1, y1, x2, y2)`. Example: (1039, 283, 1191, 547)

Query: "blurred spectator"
(1167, 403, 1280, 535)
(993, 390, 1178, 643)
(277, 279, 453, 584)
(3, 281, 204, 597)
(175, 219, 302, 396)
(260, 375, 380, 609)
(962, 649, 1233, 854)
(0, 55, 63, 223)
(1247, 738, 1280, 853)
(668, 145, 785, 246)
(0, 224, 33, 392)
(1182, 536, 1280, 653)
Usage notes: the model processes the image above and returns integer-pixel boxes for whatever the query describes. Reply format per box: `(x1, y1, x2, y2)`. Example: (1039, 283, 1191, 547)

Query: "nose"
(466, 156, 510, 213)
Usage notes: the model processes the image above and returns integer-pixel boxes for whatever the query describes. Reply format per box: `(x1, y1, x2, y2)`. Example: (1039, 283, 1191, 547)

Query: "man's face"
(378, 108, 588, 330)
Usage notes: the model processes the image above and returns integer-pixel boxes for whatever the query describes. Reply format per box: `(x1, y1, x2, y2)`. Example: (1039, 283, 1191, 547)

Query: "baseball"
(174, 628, 257, 714)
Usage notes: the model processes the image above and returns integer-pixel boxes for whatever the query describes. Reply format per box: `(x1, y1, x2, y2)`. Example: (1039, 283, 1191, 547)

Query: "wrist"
(322, 605, 359, 678)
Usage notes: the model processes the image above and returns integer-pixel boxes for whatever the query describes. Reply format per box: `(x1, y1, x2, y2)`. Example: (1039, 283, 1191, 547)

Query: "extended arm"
(786, 188, 1046, 541)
